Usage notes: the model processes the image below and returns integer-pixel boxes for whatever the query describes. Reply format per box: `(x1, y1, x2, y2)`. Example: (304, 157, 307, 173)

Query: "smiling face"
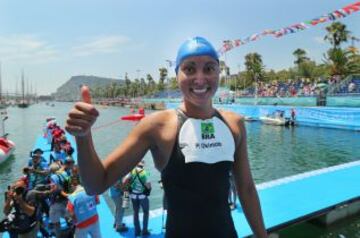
(177, 55, 220, 110)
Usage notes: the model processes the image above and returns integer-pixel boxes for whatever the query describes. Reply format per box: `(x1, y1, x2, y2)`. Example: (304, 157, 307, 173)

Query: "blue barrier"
(166, 103, 360, 131)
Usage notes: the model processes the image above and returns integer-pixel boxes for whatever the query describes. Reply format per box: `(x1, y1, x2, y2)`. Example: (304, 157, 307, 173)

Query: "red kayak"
(120, 113, 145, 121)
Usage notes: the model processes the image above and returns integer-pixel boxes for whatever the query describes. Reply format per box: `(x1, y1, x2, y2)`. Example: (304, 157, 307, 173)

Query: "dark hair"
(31, 148, 44, 158)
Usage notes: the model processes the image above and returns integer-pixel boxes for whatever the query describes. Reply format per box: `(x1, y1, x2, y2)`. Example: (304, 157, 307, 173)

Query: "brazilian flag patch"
(201, 122, 215, 140)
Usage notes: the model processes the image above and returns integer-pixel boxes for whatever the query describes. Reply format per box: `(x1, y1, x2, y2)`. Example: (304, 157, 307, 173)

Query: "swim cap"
(175, 36, 219, 74)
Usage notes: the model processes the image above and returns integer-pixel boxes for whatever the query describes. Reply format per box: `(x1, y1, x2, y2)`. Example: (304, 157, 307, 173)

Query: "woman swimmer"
(66, 36, 267, 238)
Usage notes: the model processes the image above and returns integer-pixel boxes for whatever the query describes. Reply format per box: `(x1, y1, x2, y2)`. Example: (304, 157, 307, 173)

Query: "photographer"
(2, 180, 38, 238)
(27, 149, 49, 190)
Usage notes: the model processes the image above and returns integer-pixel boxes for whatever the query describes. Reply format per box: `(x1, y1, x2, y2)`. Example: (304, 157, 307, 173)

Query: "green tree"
(140, 78, 147, 95)
(169, 77, 178, 90)
(293, 48, 310, 66)
(146, 74, 156, 95)
(124, 73, 131, 97)
(244, 53, 265, 83)
(325, 48, 351, 76)
(324, 22, 350, 49)
(158, 67, 167, 91)
(298, 60, 317, 79)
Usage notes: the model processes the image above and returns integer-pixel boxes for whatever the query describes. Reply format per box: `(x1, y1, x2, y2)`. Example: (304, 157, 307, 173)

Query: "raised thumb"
(81, 85, 92, 104)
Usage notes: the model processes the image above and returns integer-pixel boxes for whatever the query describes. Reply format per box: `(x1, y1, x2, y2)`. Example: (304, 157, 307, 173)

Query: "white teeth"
(193, 88, 207, 94)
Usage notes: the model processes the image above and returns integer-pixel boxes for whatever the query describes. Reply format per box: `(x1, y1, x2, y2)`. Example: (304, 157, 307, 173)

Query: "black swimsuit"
(161, 109, 238, 238)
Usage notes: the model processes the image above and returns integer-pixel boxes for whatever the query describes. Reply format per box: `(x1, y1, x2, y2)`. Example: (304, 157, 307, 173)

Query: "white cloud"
(314, 36, 326, 44)
(71, 35, 130, 57)
(0, 35, 59, 63)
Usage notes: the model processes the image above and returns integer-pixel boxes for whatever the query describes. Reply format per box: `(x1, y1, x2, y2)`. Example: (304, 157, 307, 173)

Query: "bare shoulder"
(217, 109, 246, 145)
(135, 109, 177, 140)
(140, 109, 177, 127)
(218, 109, 245, 127)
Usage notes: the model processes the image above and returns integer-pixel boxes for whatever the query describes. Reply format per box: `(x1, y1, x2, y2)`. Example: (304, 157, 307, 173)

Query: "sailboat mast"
(21, 69, 25, 101)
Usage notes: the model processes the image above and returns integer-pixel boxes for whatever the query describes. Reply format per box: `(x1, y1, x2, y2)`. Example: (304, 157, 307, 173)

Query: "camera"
(14, 186, 25, 195)
(23, 167, 30, 174)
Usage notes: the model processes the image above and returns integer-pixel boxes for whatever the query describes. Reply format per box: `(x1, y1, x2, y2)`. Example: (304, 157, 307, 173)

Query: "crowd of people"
(109, 160, 152, 237)
(1, 119, 80, 238)
(1, 117, 156, 238)
(243, 78, 321, 97)
(242, 75, 360, 97)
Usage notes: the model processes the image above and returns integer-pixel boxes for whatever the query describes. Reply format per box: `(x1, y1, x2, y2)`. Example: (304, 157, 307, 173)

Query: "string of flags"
(219, 1, 360, 55)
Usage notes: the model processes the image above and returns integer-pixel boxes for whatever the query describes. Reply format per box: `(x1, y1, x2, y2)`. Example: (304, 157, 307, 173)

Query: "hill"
(53, 75, 124, 101)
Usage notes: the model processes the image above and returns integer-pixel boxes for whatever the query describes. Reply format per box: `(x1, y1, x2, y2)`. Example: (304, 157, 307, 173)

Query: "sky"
(0, 0, 359, 95)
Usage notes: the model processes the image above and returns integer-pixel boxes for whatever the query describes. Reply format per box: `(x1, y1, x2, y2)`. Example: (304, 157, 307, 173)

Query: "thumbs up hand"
(65, 85, 99, 137)
(81, 85, 92, 104)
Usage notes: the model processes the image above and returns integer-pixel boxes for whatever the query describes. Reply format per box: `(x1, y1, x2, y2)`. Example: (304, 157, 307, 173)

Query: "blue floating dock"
(114, 160, 360, 238)
(2, 134, 360, 238)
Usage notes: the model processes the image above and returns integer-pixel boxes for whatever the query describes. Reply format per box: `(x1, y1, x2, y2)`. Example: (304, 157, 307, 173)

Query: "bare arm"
(3, 193, 13, 215)
(75, 119, 152, 195)
(66, 86, 155, 195)
(233, 121, 267, 238)
(33, 168, 49, 176)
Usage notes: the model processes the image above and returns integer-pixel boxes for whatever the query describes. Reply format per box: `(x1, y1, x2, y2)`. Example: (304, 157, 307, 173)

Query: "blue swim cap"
(175, 36, 219, 74)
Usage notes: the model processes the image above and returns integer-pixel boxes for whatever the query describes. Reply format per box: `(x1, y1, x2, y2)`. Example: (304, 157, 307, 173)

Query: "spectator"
(348, 82, 356, 93)
(125, 160, 151, 237)
(67, 179, 101, 238)
(2, 180, 38, 238)
(27, 149, 49, 190)
(48, 163, 71, 237)
(109, 179, 128, 232)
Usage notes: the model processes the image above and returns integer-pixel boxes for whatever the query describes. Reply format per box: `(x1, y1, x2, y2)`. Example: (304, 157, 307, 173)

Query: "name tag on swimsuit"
(179, 117, 235, 164)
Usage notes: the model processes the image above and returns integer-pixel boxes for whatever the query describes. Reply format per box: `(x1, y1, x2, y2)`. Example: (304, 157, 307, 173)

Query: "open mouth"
(191, 87, 209, 94)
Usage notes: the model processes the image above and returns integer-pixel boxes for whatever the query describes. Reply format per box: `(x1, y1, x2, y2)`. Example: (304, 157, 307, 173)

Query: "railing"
(327, 74, 360, 95)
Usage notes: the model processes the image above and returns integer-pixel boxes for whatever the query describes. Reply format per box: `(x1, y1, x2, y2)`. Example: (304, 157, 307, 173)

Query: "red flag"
(234, 39, 243, 46)
(342, 2, 360, 14)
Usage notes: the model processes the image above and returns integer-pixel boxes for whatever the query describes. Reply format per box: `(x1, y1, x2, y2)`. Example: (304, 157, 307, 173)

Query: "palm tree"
(124, 73, 131, 97)
(140, 78, 147, 96)
(324, 22, 350, 49)
(158, 67, 167, 92)
(293, 48, 309, 66)
(324, 48, 360, 76)
(146, 74, 154, 95)
(323, 23, 359, 77)
(244, 53, 265, 98)
(244, 53, 265, 83)
(107, 82, 118, 98)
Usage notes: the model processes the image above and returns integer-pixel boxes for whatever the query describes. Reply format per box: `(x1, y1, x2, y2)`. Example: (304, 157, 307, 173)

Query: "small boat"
(18, 101, 29, 108)
(259, 116, 286, 126)
(121, 108, 145, 121)
(260, 110, 294, 126)
(120, 113, 145, 121)
(244, 116, 257, 122)
(0, 112, 15, 164)
(0, 137, 15, 164)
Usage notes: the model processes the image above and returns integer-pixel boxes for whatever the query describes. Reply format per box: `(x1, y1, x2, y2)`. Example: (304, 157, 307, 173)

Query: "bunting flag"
(219, 1, 360, 55)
